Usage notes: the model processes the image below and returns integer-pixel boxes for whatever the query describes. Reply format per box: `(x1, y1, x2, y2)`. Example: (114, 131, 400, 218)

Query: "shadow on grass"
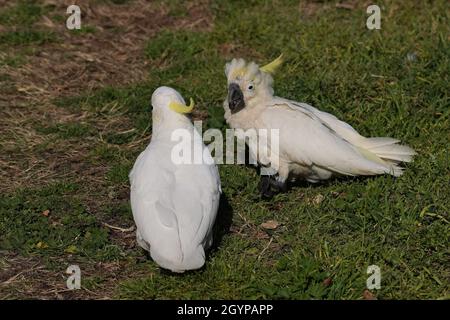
(248, 158, 402, 199)
(209, 193, 233, 253)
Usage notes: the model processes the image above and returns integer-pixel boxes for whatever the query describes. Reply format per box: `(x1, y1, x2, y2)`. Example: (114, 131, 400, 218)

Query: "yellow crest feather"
(231, 67, 247, 79)
(260, 53, 284, 74)
(168, 97, 194, 114)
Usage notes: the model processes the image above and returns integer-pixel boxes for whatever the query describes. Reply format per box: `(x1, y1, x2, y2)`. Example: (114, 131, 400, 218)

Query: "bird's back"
(130, 133, 220, 272)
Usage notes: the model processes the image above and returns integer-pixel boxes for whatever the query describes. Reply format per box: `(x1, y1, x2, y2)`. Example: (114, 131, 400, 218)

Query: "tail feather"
(301, 104, 416, 177)
(364, 138, 416, 163)
(359, 137, 400, 148)
(356, 137, 416, 177)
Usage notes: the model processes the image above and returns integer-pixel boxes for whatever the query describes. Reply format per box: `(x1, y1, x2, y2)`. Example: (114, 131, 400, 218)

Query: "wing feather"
(259, 98, 391, 176)
(130, 131, 220, 271)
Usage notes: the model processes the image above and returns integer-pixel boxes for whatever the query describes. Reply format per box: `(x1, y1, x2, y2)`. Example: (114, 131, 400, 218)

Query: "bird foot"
(259, 175, 287, 199)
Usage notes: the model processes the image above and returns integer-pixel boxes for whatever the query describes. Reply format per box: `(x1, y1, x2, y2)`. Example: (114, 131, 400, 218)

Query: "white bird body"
(130, 87, 221, 272)
(223, 57, 416, 188)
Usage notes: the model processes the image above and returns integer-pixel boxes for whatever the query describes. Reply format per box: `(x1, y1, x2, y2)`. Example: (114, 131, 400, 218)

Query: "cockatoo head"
(224, 54, 283, 114)
(151, 86, 194, 125)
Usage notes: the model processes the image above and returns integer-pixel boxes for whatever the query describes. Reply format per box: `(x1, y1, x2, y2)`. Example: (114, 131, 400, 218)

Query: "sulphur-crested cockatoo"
(130, 86, 221, 272)
(223, 55, 416, 197)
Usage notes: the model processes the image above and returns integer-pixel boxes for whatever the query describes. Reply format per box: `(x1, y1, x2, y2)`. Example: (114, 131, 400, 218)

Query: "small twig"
(102, 222, 135, 233)
(335, 2, 355, 10)
(258, 237, 273, 261)
(42, 288, 76, 295)
(1, 264, 43, 285)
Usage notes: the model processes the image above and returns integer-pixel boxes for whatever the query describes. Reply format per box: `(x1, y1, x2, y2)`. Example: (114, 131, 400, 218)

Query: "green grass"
(0, 0, 46, 27)
(0, 0, 449, 299)
(0, 54, 26, 67)
(0, 0, 57, 46)
(69, 25, 98, 35)
(36, 122, 97, 139)
(0, 182, 110, 256)
(0, 30, 56, 46)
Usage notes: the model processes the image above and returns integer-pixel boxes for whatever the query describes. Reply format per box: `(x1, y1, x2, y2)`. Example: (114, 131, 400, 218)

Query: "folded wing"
(130, 140, 220, 272)
(260, 98, 408, 177)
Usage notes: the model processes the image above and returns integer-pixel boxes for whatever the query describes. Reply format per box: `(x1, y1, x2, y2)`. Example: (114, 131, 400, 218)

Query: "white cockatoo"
(129, 86, 221, 272)
(223, 55, 416, 197)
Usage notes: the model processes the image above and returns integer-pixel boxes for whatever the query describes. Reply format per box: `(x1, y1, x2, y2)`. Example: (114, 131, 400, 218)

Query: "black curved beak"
(228, 83, 245, 114)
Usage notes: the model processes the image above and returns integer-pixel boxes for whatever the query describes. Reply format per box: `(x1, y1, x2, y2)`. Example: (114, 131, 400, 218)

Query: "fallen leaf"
(363, 289, 377, 300)
(255, 230, 270, 239)
(323, 277, 333, 287)
(261, 220, 280, 230)
(313, 194, 325, 205)
(36, 241, 48, 249)
(42, 209, 50, 217)
(65, 245, 78, 254)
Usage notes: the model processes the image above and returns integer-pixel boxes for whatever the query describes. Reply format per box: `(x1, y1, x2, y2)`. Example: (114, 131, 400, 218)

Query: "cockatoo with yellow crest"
(223, 55, 416, 197)
(130, 86, 221, 272)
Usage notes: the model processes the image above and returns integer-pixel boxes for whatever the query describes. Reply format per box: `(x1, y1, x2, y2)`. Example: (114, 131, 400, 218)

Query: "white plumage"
(130, 86, 221, 272)
(223, 57, 416, 194)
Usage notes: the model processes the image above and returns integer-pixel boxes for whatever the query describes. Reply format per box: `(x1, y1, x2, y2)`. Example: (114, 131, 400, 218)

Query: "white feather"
(223, 58, 416, 183)
(130, 87, 221, 272)
(272, 98, 416, 167)
(259, 99, 396, 178)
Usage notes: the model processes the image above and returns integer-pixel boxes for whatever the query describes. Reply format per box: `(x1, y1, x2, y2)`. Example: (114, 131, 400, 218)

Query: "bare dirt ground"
(0, 0, 212, 299)
(1, 0, 212, 192)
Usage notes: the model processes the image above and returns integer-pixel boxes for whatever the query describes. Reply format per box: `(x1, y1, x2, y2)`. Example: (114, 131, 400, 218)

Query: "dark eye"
(248, 84, 254, 90)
